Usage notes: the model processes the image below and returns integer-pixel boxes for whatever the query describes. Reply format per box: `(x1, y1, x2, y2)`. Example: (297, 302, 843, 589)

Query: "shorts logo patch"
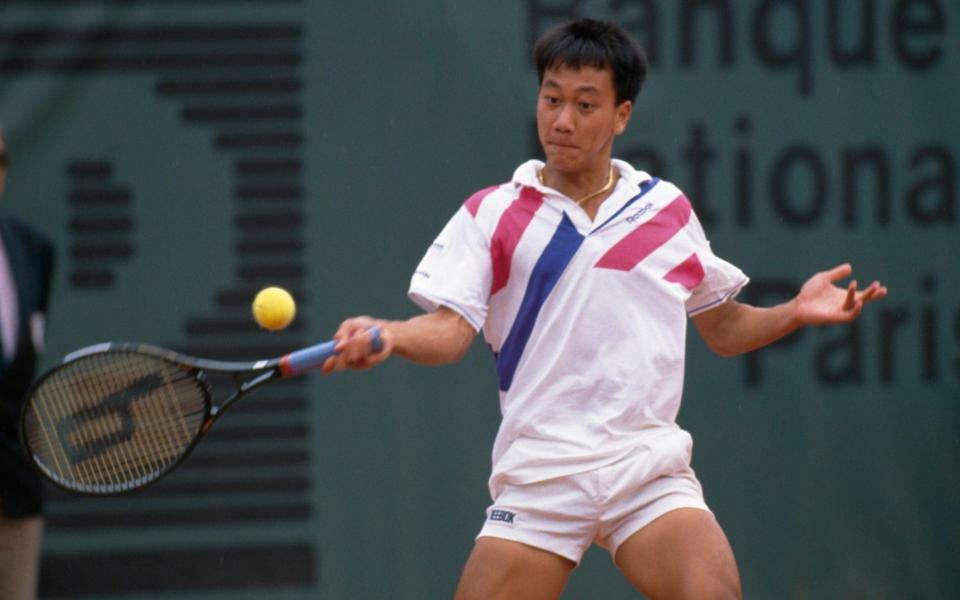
(489, 509, 516, 525)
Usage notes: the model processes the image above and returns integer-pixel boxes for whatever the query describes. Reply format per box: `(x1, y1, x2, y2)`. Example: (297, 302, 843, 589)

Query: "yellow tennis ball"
(252, 287, 296, 331)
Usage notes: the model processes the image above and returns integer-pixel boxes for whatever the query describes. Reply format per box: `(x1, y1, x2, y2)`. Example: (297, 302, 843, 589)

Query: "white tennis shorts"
(477, 429, 710, 564)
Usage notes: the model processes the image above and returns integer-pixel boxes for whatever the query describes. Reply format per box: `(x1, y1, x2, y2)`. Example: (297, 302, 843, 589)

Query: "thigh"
(614, 508, 741, 600)
(0, 513, 44, 600)
(453, 536, 575, 600)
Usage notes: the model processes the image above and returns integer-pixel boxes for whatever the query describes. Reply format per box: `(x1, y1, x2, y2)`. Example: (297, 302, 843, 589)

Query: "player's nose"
(553, 104, 575, 132)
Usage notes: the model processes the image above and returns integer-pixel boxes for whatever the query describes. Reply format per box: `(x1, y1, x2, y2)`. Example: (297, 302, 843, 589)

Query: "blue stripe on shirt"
(496, 212, 584, 391)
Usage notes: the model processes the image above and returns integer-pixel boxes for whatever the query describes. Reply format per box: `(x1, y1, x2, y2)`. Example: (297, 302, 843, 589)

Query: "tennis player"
(324, 18, 886, 600)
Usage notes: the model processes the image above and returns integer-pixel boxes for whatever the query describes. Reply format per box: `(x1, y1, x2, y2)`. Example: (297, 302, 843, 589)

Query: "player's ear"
(613, 100, 632, 135)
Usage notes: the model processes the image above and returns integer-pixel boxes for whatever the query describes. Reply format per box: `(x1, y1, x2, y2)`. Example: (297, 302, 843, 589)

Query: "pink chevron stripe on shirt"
(464, 185, 501, 217)
(490, 186, 544, 296)
(664, 252, 705, 290)
(595, 194, 693, 271)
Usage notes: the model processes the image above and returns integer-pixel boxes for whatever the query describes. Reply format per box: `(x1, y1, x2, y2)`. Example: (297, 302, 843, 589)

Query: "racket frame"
(18, 330, 372, 496)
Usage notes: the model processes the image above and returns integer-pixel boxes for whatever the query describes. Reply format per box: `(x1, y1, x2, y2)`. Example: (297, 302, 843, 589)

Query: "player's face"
(536, 64, 632, 174)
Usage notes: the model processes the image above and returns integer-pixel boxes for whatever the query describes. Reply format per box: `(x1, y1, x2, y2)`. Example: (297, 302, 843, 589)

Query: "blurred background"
(0, 1, 956, 598)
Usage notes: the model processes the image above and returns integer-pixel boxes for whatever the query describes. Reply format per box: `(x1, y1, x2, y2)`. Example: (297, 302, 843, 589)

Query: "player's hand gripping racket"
(20, 328, 382, 495)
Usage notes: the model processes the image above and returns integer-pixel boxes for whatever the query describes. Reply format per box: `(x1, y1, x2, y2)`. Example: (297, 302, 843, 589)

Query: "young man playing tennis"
(324, 18, 886, 600)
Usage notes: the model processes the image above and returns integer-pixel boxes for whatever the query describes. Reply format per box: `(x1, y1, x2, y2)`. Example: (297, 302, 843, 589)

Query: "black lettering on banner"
(520, 0, 958, 390)
(752, 0, 812, 94)
(892, 0, 945, 69)
(741, 276, 960, 387)
(828, 0, 876, 67)
(879, 306, 910, 385)
(771, 145, 827, 226)
(611, 0, 660, 65)
(907, 145, 954, 226)
(526, 0, 951, 90)
(816, 321, 863, 385)
(58, 373, 163, 464)
(680, 0, 734, 66)
(842, 146, 891, 227)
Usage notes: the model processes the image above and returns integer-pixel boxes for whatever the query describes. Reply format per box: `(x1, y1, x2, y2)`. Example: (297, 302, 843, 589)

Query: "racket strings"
(23, 352, 208, 493)
(37, 361, 202, 488)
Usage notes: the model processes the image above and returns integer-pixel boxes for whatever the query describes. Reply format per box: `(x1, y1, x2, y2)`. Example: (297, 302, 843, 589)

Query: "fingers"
(823, 263, 853, 283)
(858, 281, 888, 304)
(322, 319, 390, 374)
(321, 339, 367, 374)
(842, 280, 858, 310)
(825, 265, 888, 310)
(333, 315, 377, 345)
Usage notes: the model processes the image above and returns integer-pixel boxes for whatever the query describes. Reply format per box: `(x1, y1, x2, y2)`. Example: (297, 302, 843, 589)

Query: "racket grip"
(280, 326, 383, 377)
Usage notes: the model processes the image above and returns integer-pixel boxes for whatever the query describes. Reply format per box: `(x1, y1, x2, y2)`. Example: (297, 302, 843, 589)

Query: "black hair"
(0, 130, 8, 168)
(534, 18, 648, 106)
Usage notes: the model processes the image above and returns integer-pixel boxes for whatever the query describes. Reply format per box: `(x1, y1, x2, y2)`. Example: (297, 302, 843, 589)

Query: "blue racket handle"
(279, 326, 383, 377)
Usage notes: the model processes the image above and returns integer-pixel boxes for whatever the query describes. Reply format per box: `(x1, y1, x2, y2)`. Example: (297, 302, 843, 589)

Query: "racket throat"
(201, 415, 218, 435)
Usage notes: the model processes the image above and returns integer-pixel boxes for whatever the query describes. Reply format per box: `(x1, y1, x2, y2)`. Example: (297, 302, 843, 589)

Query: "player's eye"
(578, 102, 594, 111)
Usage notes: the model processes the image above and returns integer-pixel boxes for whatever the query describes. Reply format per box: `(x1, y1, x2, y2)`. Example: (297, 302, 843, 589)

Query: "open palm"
(794, 264, 887, 326)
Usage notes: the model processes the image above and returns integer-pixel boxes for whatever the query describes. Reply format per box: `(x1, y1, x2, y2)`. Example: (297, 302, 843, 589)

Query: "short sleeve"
(684, 211, 749, 316)
(408, 207, 491, 331)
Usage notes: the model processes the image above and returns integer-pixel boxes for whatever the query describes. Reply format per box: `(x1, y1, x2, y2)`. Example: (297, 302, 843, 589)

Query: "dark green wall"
(1, 1, 957, 598)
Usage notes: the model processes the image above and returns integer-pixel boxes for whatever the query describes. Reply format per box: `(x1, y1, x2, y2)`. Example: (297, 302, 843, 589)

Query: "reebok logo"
(489, 509, 516, 524)
(625, 202, 655, 224)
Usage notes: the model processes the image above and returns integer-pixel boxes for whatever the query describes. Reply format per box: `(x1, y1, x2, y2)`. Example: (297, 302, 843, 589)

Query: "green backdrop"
(1, 1, 957, 598)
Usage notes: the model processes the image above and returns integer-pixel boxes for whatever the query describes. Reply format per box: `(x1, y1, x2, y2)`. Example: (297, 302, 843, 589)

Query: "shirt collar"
(511, 158, 653, 193)
(510, 159, 655, 232)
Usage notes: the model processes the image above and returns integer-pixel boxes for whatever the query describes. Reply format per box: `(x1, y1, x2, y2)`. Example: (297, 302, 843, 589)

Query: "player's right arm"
(321, 306, 476, 373)
(325, 188, 497, 374)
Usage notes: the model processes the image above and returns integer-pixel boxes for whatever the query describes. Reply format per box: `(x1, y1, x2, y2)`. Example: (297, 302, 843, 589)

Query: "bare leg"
(0, 513, 43, 600)
(614, 508, 741, 600)
(453, 536, 575, 600)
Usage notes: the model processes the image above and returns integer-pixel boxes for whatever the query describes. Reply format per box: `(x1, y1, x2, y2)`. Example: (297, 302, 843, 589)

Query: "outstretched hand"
(793, 263, 887, 326)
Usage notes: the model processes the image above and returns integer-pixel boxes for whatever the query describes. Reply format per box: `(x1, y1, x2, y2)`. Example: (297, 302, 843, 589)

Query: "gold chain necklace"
(538, 164, 616, 206)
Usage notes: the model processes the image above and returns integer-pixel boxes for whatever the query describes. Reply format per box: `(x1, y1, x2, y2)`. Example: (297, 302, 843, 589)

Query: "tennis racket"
(20, 328, 382, 495)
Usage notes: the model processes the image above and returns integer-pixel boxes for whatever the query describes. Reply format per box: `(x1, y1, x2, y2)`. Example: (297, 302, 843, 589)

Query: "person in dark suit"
(0, 129, 56, 600)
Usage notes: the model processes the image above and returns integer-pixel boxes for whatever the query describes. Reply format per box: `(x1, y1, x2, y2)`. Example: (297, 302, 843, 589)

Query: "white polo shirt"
(409, 159, 748, 496)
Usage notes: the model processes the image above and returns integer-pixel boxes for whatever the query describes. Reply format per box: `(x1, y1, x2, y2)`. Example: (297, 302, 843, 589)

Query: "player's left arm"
(692, 263, 887, 357)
